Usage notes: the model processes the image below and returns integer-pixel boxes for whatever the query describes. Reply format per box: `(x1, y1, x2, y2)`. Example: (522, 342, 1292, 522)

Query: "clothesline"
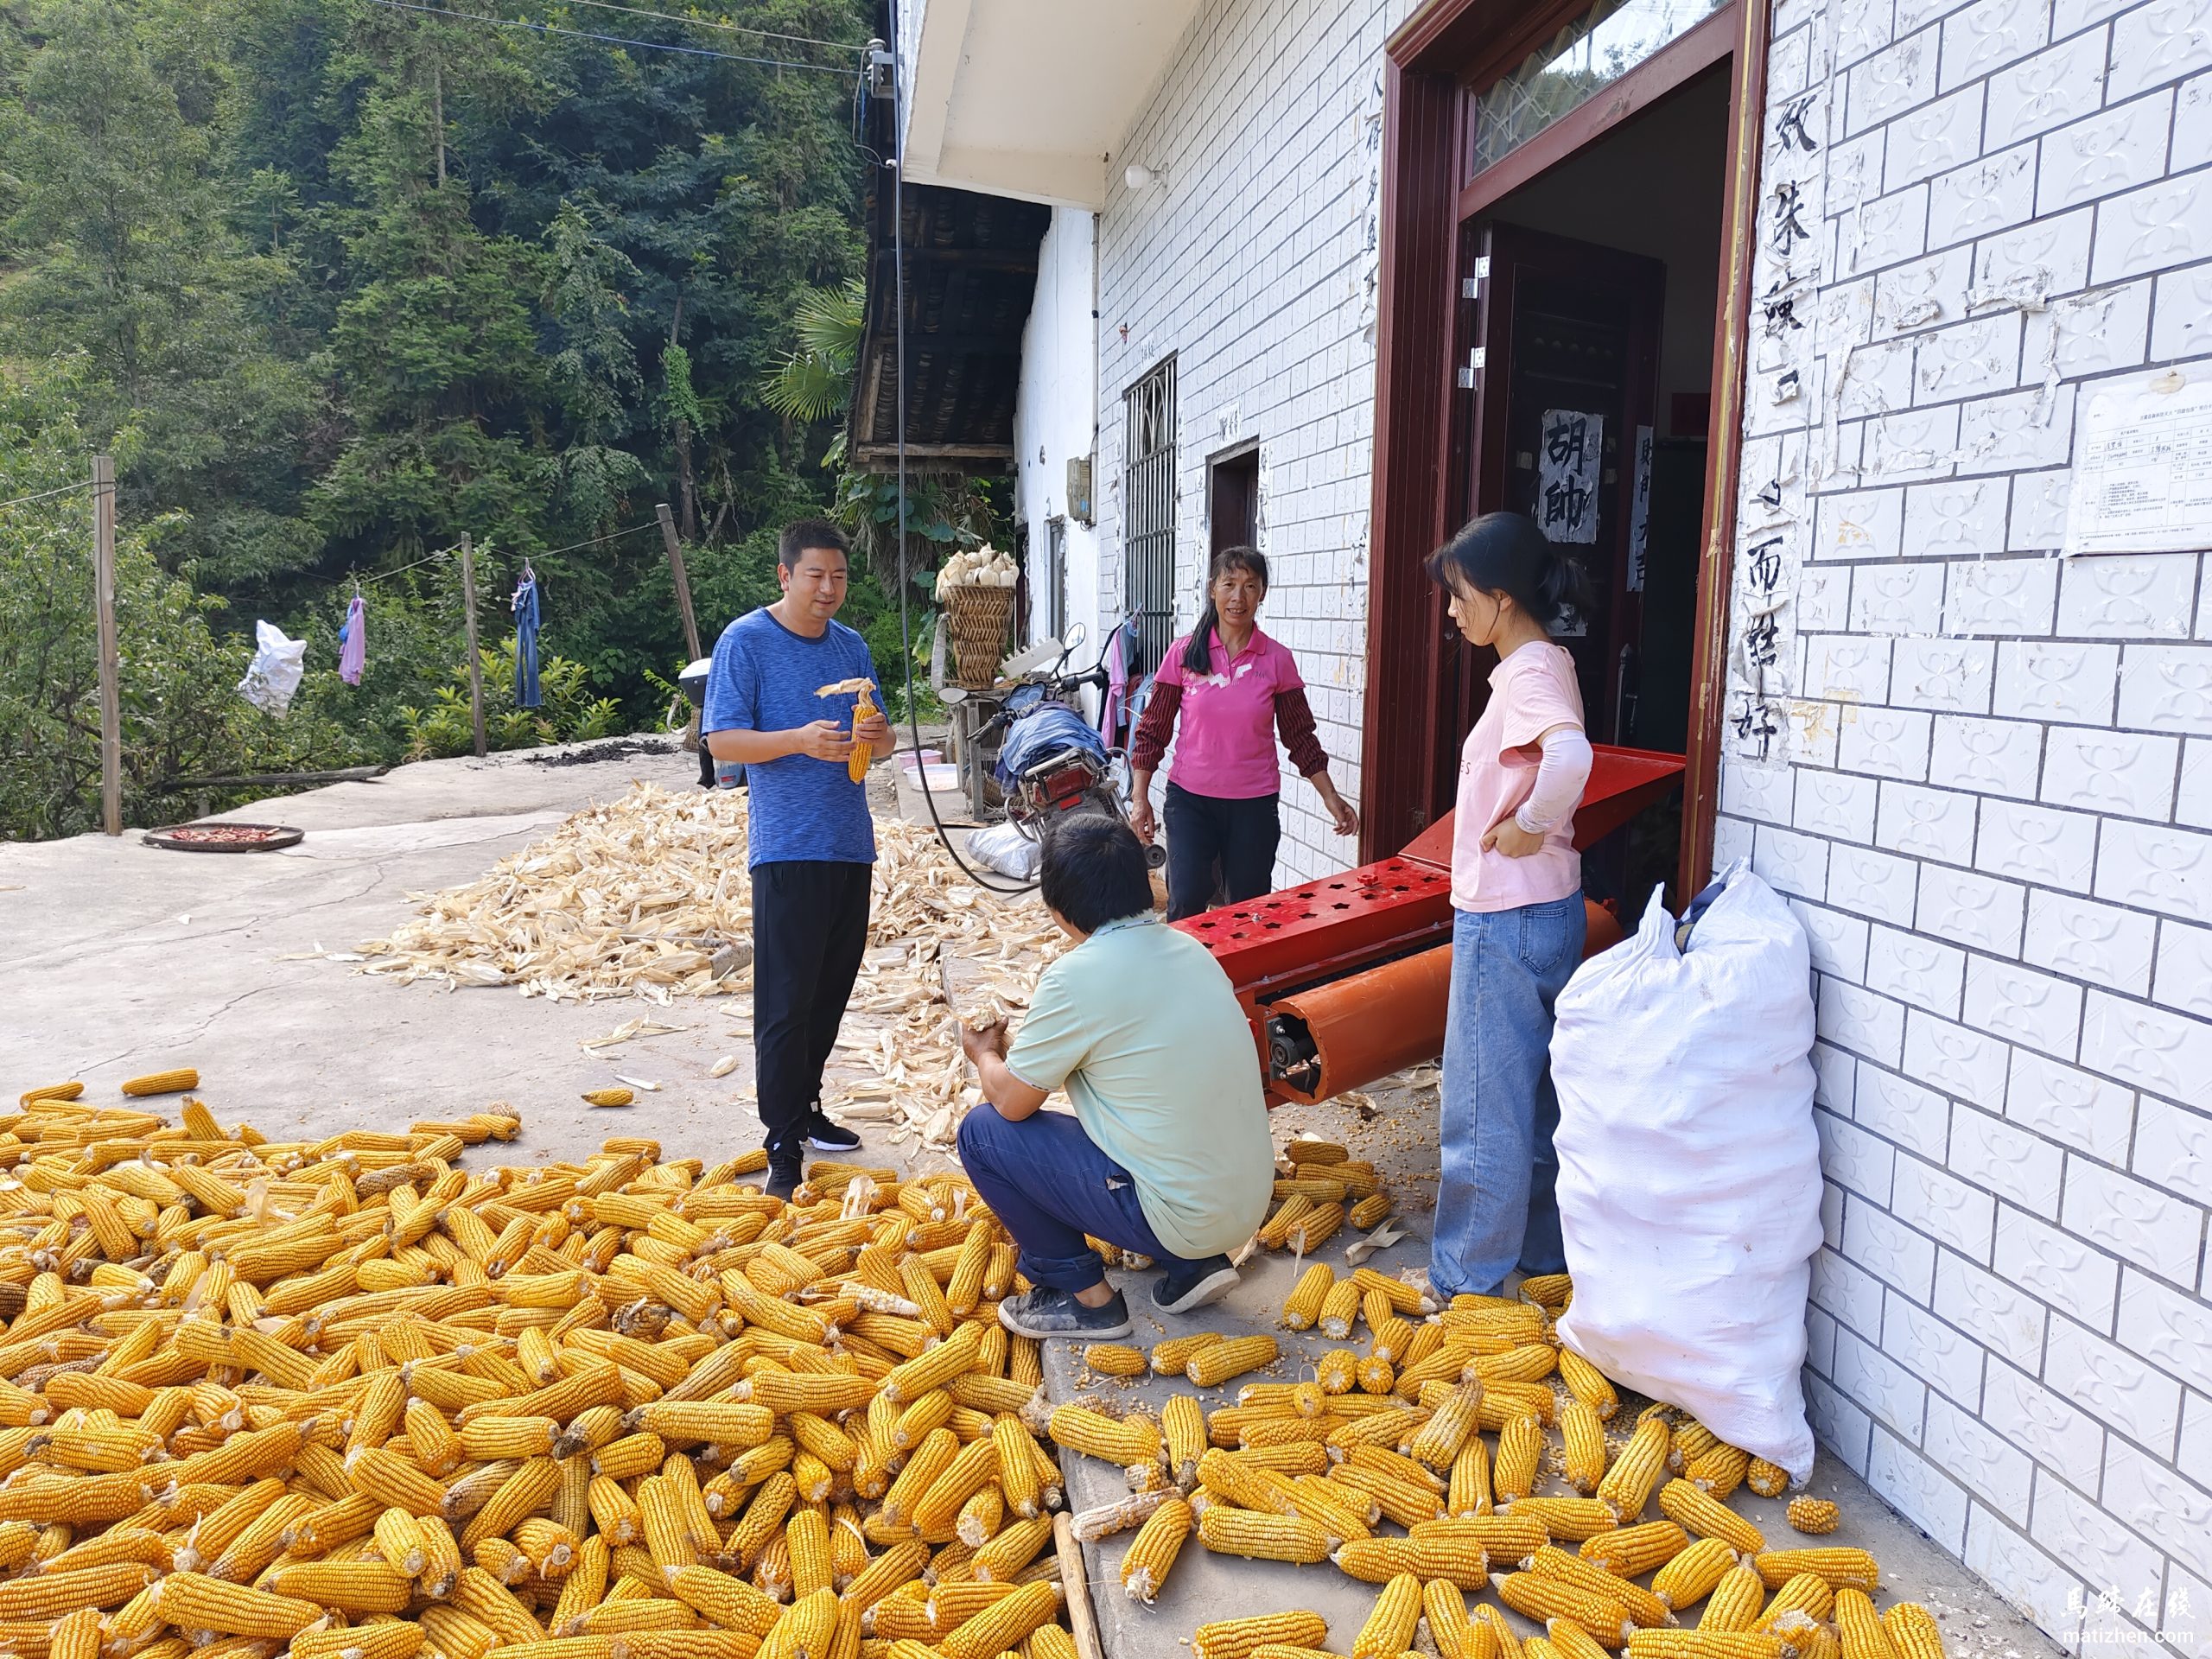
(0, 480, 94, 512)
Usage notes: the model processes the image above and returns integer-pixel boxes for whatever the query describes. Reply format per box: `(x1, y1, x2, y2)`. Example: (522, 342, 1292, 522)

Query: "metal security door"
(1122, 358, 1178, 673)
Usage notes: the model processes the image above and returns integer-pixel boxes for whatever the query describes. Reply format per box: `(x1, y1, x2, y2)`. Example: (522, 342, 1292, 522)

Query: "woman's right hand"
(1128, 796, 1156, 843)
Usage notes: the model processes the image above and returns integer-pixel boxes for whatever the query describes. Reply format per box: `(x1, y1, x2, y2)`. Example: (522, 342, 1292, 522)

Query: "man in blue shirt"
(703, 520, 892, 1198)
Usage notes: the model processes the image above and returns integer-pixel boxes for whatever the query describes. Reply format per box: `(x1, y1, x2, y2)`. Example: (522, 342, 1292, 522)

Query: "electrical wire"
(885, 47, 1039, 896)
(363, 0, 857, 70)
(532, 0, 865, 55)
(531, 518, 660, 559)
(0, 480, 93, 512)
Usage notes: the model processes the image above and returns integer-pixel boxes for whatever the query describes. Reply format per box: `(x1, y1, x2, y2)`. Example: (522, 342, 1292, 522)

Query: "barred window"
(1122, 356, 1177, 671)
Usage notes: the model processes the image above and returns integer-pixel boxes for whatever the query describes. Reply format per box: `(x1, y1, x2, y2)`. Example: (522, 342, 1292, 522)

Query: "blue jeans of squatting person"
(1431, 893, 1586, 1300)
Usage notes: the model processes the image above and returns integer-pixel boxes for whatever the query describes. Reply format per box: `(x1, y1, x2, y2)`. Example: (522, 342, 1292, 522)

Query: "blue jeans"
(957, 1105, 1179, 1292)
(1432, 893, 1586, 1300)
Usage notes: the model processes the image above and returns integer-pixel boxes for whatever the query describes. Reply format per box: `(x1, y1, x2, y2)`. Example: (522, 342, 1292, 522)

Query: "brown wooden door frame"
(1361, 0, 1770, 903)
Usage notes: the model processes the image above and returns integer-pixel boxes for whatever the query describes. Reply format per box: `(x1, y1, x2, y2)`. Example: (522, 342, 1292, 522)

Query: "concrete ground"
(0, 741, 2063, 1659)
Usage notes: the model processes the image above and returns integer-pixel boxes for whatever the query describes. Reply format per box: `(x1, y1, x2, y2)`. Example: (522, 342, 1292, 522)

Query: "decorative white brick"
(1916, 865, 2028, 956)
(1829, 840, 1924, 925)
(1895, 1151, 2000, 1260)
(1755, 824, 1832, 899)
(1995, 1204, 2120, 1325)
(1825, 977, 1912, 1067)
(1974, 206, 2097, 306)
(1964, 1505, 2085, 1654)
(1795, 898, 1873, 981)
(2007, 470, 2075, 552)
(2163, 1566, 2212, 1659)
(1961, 383, 2078, 473)
(2107, 0, 2212, 105)
(1935, 144, 2040, 248)
(1806, 1372, 1875, 1474)
(2091, 167, 2212, 285)
(2032, 1471, 2169, 1618)
(1851, 563, 1949, 635)
(1965, 956, 2086, 1058)
(1725, 755, 1798, 823)
(2152, 920, 2212, 1020)
(1891, 636, 1996, 715)
(2152, 261, 2212, 359)
(2095, 818, 2212, 925)
(1868, 923, 1967, 1015)
(1886, 1288, 1991, 1403)
(1878, 779, 1980, 861)
(2184, 1391, 2212, 1489)
(1841, 705, 1936, 779)
(1947, 556, 2060, 634)
(1986, 1357, 2108, 1476)
(2132, 1096, 2212, 1209)
(1941, 0, 2053, 92)
(2101, 1438, 2212, 1581)
(1931, 714, 2045, 798)
(2024, 892, 2159, 995)
(2183, 736, 2212, 829)
(2005, 1048, 2137, 1163)
(2045, 1313, 2186, 1446)
(1857, 1061, 1956, 1159)
(1821, 1107, 1900, 1205)
(1851, 28, 1942, 135)
(2037, 91, 2179, 216)
(1834, 1323, 1933, 1439)
(1929, 1392, 2037, 1514)
(2027, 278, 2155, 380)
(1805, 633, 1895, 702)
(1996, 641, 2120, 726)
(2041, 724, 2178, 823)
(1869, 1425, 1973, 1548)
(2119, 643, 2212, 735)
(1906, 1007, 2014, 1104)
(1815, 1039, 1859, 1113)
(1919, 310, 2028, 404)
(1978, 798, 2099, 887)
(1953, 1102, 2068, 1217)
(1937, 1247, 2050, 1368)
(1986, 30, 2113, 147)
(1796, 767, 1882, 840)
(2115, 1268, 2212, 1394)
(2063, 1147, 2207, 1286)
(1816, 486, 1904, 559)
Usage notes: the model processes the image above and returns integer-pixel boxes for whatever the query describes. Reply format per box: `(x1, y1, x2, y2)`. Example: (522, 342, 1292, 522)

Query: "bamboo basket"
(944, 585, 1016, 689)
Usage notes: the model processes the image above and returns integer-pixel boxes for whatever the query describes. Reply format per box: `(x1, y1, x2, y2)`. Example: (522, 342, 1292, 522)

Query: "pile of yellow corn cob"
(0, 1077, 1087, 1659)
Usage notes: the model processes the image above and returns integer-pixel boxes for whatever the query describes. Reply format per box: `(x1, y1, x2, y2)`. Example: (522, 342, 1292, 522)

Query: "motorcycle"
(944, 624, 1166, 870)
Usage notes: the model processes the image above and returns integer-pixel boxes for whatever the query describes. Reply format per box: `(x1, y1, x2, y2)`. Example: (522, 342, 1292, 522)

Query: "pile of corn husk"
(356, 783, 1062, 1149)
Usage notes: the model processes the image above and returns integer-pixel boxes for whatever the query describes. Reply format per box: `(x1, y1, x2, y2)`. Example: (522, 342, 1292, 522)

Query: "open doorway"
(1210, 443, 1260, 556)
(1427, 57, 1732, 911)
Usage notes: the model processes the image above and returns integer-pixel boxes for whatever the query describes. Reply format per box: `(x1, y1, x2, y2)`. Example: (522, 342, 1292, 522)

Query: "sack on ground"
(1549, 857, 1823, 1480)
(967, 819, 1042, 880)
(238, 620, 308, 715)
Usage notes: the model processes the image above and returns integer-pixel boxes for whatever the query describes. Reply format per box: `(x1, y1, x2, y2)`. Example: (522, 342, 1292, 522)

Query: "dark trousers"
(1163, 783, 1281, 921)
(751, 860, 872, 1162)
(956, 1106, 1196, 1292)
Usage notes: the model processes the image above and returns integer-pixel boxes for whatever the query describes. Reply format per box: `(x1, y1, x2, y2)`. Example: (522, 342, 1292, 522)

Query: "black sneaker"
(763, 1158, 803, 1203)
(1151, 1255, 1240, 1315)
(997, 1286, 1132, 1339)
(804, 1111, 861, 1153)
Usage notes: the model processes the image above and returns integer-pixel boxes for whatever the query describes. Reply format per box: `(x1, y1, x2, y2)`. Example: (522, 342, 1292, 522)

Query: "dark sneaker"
(1150, 1255, 1240, 1314)
(997, 1286, 1132, 1339)
(763, 1158, 803, 1203)
(804, 1112, 861, 1153)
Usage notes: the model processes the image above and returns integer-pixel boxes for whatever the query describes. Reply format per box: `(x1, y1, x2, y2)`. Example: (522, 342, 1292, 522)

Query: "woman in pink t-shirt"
(1427, 512, 1595, 1300)
(1128, 547, 1360, 919)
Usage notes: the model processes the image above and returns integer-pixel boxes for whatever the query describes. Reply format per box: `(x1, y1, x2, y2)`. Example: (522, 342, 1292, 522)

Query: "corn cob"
(1407, 1382, 1483, 1471)
(1653, 1537, 1742, 1612)
(1493, 1573, 1634, 1648)
(847, 684, 878, 781)
(1879, 1605, 1942, 1659)
(1754, 1573, 1834, 1637)
(1192, 1612, 1332, 1659)
(1833, 1590, 1892, 1659)
(1745, 1459, 1789, 1500)
(1317, 1281, 1363, 1340)
(1446, 1436, 1491, 1519)
(1119, 1496, 1193, 1603)
(1284, 1265, 1335, 1331)
(1162, 1395, 1207, 1489)
(120, 1069, 199, 1097)
(1753, 1550, 1879, 1592)
(1152, 1332, 1225, 1376)
(153, 1572, 321, 1637)
(1687, 1446, 1750, 1500)
(1188, 1335, 1280, 1389)
(1553, 1619, 1624, 1659)
(1581, 1522, 1691, 1579)
(1628, 1637, 1789, 1659)
(1699, 1566, 1768, 1633)
(1595, 1414, 1670, 1521)
(1783, 1498, 1839, 1536)
(1197, 1505, 1330, 1563)
(938, 1579, 1061, 1659)
(1526, 1545, 1673, 1628)
(1083, 1344, 1147, 1378)
(1493, 1412, 1543, 1503)
(1046, 1407, 1160, 1468)
(1351, 1574, 1422, 1659)
(582, 1090, 635, 1109)
(1474, 1605, 1522, 1659)
(1659, 1480, 1765, 1554)
(1069, 1490, 1173, 1541)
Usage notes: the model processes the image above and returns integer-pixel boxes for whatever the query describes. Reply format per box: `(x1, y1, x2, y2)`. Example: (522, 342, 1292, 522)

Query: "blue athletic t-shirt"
(702, 607, 879, 869)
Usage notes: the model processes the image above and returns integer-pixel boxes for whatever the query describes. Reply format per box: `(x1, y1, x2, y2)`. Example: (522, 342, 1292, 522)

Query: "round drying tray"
(142, 822, 305, 853)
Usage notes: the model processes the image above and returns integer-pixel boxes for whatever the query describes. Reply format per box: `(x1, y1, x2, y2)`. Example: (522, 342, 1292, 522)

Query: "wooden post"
(657, 502, 703, 663)
(92, 455, 121, 836)
(459, 533, 486, 758)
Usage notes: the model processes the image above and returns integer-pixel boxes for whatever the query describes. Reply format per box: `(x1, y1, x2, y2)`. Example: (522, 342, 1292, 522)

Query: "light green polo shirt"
(1004, 913, 1274, 1260)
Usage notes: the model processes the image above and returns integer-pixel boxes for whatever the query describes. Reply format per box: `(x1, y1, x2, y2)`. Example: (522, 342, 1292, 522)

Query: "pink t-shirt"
(1451, 642, 1586, 913)
(1153, 626, 1306, 799)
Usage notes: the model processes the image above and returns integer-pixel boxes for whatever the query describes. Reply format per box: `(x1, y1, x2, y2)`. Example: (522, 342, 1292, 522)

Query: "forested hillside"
(0, 0, 946, 840)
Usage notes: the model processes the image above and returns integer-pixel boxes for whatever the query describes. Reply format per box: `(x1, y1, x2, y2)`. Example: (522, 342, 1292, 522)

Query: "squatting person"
(703, 519, 891, 1199)
(957, 815, 1274, 1337)
(1427, 510, 1593, 1300)
(1128, 545, 1359, 920)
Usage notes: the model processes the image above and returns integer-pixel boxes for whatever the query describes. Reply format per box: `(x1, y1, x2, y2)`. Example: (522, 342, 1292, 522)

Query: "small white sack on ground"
(238, 620, 308, 715)
(1550, 857, 1823, 1480)
(966, 820, 1042, 880)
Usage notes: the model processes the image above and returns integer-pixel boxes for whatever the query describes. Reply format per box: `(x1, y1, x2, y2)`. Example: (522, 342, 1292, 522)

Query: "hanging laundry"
(338, 590, 367, 685)
(512, 570, 543, 709)
(238, 620, 307, 715)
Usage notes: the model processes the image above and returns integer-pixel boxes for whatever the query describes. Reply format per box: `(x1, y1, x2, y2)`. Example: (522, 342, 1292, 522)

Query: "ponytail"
(1425, 511, 1589, 627)
(1182, 544, 1270, 677)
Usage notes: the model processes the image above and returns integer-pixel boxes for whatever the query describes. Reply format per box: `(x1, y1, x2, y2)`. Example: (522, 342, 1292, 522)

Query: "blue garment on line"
(512, 576, 541, 709)
(1431, 892, 1586, 1299)
(701, 607, 878, 869)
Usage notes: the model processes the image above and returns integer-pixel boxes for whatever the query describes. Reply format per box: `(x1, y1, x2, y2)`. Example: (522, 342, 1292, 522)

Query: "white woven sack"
(1550, 858, 1823, 1480)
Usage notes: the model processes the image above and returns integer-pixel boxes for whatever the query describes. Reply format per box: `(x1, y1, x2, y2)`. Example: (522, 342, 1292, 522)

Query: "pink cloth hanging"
(339, 592, 367, 685)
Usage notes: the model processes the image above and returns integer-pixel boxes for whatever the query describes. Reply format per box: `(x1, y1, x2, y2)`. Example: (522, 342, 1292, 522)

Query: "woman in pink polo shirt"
(1128, 547, 1359, 920)
(1427, 512, 1593, 1300)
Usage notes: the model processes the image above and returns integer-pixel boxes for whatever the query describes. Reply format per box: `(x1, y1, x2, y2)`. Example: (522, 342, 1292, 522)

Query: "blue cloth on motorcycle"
(995, 702, 1107, 787)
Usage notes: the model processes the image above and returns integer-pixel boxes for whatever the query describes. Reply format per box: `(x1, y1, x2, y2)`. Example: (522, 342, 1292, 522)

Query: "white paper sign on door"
(1538, 409, 1604, 546)
(2064, 369, 2212, 557)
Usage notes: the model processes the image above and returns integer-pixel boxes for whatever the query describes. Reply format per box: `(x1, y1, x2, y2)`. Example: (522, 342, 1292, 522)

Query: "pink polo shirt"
(1152, 627, 1307, 799)
(1452, 641, 1586, 913)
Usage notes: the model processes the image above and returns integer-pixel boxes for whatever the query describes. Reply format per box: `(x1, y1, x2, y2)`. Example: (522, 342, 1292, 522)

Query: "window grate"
(1122, 357, 1178, 673)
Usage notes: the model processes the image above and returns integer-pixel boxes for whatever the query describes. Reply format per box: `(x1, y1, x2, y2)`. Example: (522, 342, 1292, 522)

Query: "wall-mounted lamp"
(1123, 162, 1159, 191)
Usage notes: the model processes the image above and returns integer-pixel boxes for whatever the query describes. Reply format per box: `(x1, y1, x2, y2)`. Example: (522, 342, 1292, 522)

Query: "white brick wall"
(1724, 1, 2212, 1652)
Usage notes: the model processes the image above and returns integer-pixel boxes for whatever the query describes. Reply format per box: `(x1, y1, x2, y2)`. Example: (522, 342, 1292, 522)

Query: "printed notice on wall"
(1626, 424, 1653, 591)
(1539, 409, 1604, 546)
(2064, 370, 2212, 556)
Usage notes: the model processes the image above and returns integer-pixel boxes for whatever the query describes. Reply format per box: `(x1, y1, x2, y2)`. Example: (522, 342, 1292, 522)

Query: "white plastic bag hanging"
(1549, 858, 1824, 1481)
(238, 620, 308, 715)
